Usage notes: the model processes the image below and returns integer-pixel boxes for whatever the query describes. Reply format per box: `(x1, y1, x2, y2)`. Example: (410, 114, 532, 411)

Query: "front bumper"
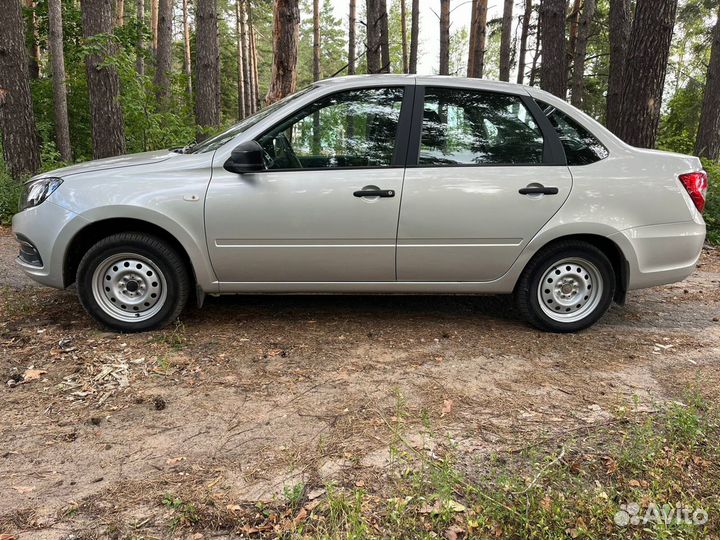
(11, 202, 88, 289)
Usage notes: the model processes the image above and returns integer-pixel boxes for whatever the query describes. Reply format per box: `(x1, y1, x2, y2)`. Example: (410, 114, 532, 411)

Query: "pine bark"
(409, 0, 419, 73)
(616, 0, 677, 148)
(24, 0, 41, 79)
(366, 0, 381, 72)
(0, 0, 41, 178)
(265, 0, 299, 104)
(151, 0, 158, 52)
(250, 15, 260, 112)
(154, 0, 173, 108)
(695, 7, 720, 159)
(136, 0, 145, 76)
(499, 0, 514, 81)
(606, 0, 631, 133)
(400, 0, 408, 73)
(239, 0, 252, 114)
(48, 0, 73, 162)
(82, 0, 126, 158)
(348, 0, 356, 74)
(235, 0, 245, 119)
(116, 0, 125, 25)
(439, 0, 450, 75)
(570, 0, 595, 108)
(467, 0, 488, 78)
(516, 0, 532, 84)
(539, 0, 567, 98)
(377, 0, 390, 72)
(194, 0, 221, 134)
(183, 0, 193, 97)
(313, 0, 321, 81)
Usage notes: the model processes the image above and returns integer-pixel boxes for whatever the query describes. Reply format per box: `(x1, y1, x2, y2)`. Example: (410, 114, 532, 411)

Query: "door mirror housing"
(223, 141, 265, 174)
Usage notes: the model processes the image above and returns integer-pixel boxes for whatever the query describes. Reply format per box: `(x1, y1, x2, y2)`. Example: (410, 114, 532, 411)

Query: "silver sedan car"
(12, 75, 708, 333)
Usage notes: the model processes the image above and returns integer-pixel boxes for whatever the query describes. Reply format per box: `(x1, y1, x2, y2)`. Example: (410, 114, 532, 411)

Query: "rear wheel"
(76, 233, 190, 332)
(515, 241, 615, 332)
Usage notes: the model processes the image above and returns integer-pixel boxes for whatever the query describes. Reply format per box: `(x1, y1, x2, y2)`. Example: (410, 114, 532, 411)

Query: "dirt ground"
(2, 225, 720, 538)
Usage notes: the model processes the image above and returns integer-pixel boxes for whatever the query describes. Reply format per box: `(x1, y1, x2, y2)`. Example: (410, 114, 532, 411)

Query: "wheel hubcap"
(91, 253, 167, 322)
(537, 257, 603, 323)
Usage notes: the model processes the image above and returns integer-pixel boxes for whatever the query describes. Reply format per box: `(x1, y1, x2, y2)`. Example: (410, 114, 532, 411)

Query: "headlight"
(19, 177, 63, 211)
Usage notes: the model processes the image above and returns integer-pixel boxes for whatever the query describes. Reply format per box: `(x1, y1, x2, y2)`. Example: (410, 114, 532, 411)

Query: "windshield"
(188, 86, 316, 154)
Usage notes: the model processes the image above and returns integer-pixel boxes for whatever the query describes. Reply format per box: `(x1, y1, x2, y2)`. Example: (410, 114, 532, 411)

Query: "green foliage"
(702, 159, 720, 244)
(0, 164, 22, 225)
(658, 82, 704, 155)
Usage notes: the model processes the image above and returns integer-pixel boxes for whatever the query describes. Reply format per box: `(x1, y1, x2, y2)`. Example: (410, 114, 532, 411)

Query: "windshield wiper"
(170, 143, 197, 154)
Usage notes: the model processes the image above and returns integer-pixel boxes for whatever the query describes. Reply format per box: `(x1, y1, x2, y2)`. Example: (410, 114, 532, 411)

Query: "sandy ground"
(1, 225, 719, 537)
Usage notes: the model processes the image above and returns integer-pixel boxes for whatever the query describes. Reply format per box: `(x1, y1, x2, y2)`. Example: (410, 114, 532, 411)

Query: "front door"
(205, 86, 410, 283)
(397, 86, 573, 281)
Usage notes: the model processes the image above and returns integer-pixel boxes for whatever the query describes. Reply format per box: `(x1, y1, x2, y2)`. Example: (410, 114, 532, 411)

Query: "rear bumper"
(11, 202, 88, 289)
(613, 221, 706, 290)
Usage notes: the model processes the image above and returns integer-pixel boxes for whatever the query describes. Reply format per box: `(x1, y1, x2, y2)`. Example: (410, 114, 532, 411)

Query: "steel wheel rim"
(537, 257, 603, 323)
(91, 253, 167, 323)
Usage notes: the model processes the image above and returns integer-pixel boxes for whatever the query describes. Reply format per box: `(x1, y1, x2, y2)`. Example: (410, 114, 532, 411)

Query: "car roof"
(314, 74, 532, 95)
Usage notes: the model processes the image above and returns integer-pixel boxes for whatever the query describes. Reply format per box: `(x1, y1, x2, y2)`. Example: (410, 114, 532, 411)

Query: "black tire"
(515, 240, 615, 333)
(76, 232, 190, 332)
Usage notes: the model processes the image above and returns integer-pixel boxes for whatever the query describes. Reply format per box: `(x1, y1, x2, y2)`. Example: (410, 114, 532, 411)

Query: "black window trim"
(249, 84, 415, 173)
(404, 84, 567, 168)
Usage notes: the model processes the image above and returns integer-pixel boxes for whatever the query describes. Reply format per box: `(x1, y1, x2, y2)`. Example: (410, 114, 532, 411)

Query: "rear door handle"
(353, 189, 395, 198)
(518, 185, 559, 195)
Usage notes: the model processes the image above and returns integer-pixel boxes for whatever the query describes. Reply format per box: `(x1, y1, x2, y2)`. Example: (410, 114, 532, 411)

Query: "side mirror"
(223, 140, 265, 174)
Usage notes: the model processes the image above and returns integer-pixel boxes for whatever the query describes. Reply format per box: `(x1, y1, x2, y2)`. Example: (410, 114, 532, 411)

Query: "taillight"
(679, 171, 709, 213)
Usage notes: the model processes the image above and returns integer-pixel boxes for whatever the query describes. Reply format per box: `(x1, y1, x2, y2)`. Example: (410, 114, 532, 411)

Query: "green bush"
(703, 159, 720, 245)
(0, 164, 22, 226)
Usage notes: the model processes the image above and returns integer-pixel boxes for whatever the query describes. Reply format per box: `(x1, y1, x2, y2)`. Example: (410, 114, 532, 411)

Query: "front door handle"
(353, 189, 395, 198)
(518, 185, 559, 195)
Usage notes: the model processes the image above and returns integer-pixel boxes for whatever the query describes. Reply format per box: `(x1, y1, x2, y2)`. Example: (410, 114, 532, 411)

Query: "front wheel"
(76, 233, 190, 332)
(515, 241, 615, 333)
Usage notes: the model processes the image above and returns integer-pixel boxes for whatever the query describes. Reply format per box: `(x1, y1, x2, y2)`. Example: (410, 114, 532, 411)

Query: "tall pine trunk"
(48, 0, 73, 162)
(516, 0, 532, 84)
(366, 0, 381, 72)
(250, 13, 260, 112)
(150, 0, 158, 52)
(239, 0, 252, 114)
(539, 0, 567, 98)
(24, 0, 41, 79)
(348, 0, 356, 74)
(154, 0, 173, 108)
(265, 0, 299, 104)
(400, 0, 408, 73)
(235, 0, 245, 119)
(439, 0, 450, 75)
(467, 0, 488, 78)
(570, 0, 595, 108)
(313, 0, 321, 81)
(82, 0, 126, 158)
(136, 0, 145, 76)
(695, 7, 720, 160)
(616, 0, 677, 148)
(606, 0, 631, 133)
(0, 0, 41, 178)
(194, 0, 221, 136)
(183, 0, 193, 97)
(499, 0, 514, 81)
(378, 0, 390, 72)
(116, 0, 125, 25)
(409, 0, 419, 73)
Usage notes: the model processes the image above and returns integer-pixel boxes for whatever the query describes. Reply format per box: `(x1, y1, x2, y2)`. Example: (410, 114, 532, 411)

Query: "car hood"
(36, 149, 178, 179)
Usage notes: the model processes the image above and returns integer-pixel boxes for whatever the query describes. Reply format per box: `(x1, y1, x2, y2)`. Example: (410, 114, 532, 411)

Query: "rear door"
(396, 85, 572, 281)
(205, 85, 412, 283)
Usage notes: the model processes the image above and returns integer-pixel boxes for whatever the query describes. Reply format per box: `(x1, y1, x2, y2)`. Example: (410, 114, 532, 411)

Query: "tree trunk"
(366, 0, 381, 72)
(567, 0, 580, 84)
(439, 0, 450, 75)
(529, 34, 541, 85)
(0, 0, 41, 178)
(313, 0, 321, 81)
(348, 0, 356, 74)
(250, 14, 260, 112)
(194, 0, 221, 135)
(499, 0, 513, 81)
(377, 0, 390, 72)
(606, 0, 631, 134)
(136, 0, 145, 76)
(183, 0, 193, 97)
(616, 0, 677, 148)
(116, 0, 125, 26)
(570, 0, 595, 108)
(265, 0, 299, 104)
(154, 0, 173, 108)
(400, 0, 408, 73)
(239, 0, 252, 114)
(695, 7, 720, 160)
(48, 0, 73, 162)
(82, 0, 126, 158)
(467, 0, 488, 78)
(235, 0, 245, 119)
(539, 0, 567, 97)
(24, 0, 41, 79)
(516, 0, 532, 84)
(151, 0, 158, 52)
(409, 0, 419, 73)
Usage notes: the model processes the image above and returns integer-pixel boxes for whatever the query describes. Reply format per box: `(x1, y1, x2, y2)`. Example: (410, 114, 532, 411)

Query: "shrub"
(0, 165, 22, 226)
(702, 159, 720, 245)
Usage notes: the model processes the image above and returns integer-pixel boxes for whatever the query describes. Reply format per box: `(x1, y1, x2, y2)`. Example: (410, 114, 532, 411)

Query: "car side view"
(12, 75, 708, 333)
